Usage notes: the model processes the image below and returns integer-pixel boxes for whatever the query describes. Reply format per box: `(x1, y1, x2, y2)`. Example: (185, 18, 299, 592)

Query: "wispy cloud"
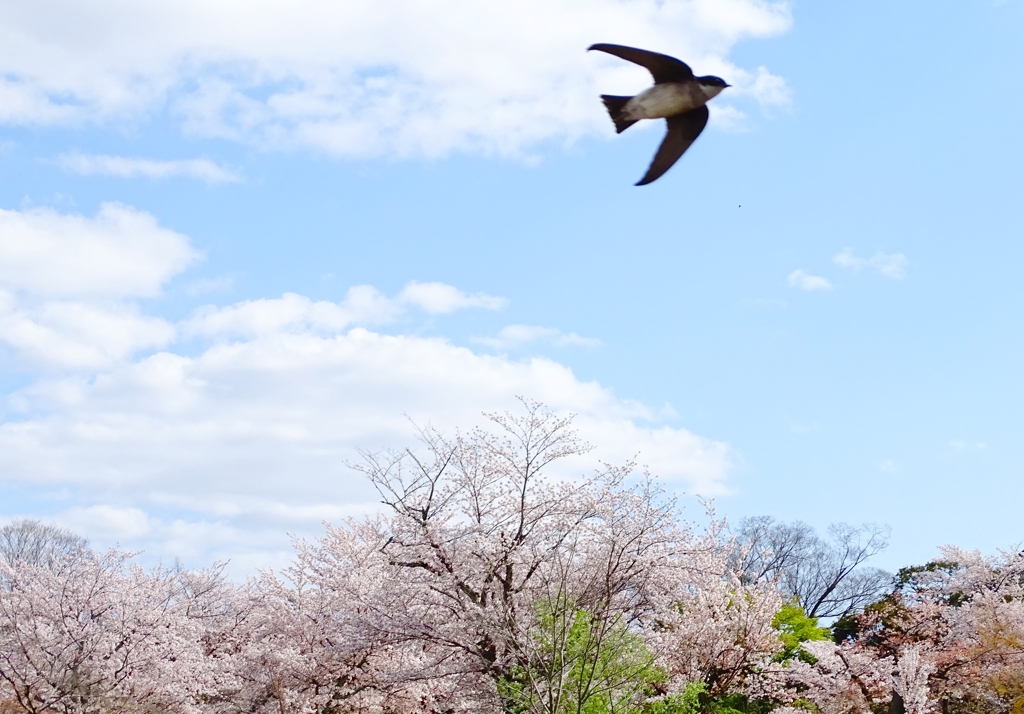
(57, 152, 240, 183)
(397, 281, 506, 313)
(474, 324, 600, 350)
(183, 282, 506, 339)
(787, 270, 833, 292)
(833, 248, 908, 279)
(734, 65, 791, 108)
(950, 439, 987, 452)
(1, 1, 791, 158)
(185, 276, 235, 296)
(709, 105, 751, 133)
(790, 422, 820, 436)
(878, 459, 900, 474)
(941, 439, 989, 459)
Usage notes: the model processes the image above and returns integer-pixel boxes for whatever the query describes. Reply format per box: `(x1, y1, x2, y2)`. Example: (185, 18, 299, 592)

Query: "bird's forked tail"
(600, 95, 637, 134)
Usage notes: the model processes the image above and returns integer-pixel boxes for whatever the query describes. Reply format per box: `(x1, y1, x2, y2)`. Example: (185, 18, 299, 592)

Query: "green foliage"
(501, 594, 795, 714)
(641, 684, 781, 714)
(499, 670, 531, 714)
(894, 560, 966, 607)
(771, 600, 830, 663)
(499, 593, 662, 714)
(893, 560, 958, 593)
(642, 682, 705, 714)
(831, 612, 860, 643)
(831, 560, 964, 645)
(830, 560, 963, 648)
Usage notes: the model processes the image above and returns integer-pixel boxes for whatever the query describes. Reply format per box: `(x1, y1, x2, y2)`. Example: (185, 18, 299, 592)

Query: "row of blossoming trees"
(1, 403, 1023, 714)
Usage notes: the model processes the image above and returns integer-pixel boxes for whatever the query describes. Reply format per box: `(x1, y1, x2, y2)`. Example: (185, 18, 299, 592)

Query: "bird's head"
(697, 75, 730, 100)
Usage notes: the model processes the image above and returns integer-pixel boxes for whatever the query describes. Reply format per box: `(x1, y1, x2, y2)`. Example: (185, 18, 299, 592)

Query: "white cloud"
(0, 0, 792, 158)
(0, 204, 197, 368)
(0, 203, 732, 569)
(833, 248, 908, 279)
(0, 214, 500, 366)
(741, 65, 792, 107)
(1, 330, 734, 569)
(787, 269, 833, 292)
(183, 291, 386, 339)
(62, 505, 152, 540)
(702, 64, 792, 132)
(397, 281, 506, 313)
(0, 298, 175, 369)
(185, 275, 234, 296)
(708, 104, 751, 132)
(183, 282, 505, 339)
(57, 152, 240, 183)
(474, 324, 601, 349)
(0, 203, 200, 298)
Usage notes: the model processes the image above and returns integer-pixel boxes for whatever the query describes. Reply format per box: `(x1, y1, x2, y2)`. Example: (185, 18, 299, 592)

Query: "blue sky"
(1, 0, 1022, 573)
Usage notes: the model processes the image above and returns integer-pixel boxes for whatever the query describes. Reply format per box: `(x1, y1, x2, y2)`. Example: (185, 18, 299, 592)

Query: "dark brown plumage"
(589, 43, 728, 185)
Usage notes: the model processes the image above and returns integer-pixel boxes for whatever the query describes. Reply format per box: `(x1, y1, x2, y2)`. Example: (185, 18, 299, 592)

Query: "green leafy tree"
(501, 594, 664, 714)
(642, 682, 704, 714)
(771, 600, 830, 663)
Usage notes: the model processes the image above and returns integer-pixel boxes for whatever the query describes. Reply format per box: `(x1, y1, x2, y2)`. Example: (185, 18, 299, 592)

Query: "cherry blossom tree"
(880, 546, 1024, 713)
(778, 545, 1024, 714)
(652, 544, 784, 701)
(238, 526, 474, 714)
(0, 542, 263, 714)
(892, 645, 935, 714)
(780, 639, 894, 714)
(296, 399, 787, 713)
(0, 546, 191, 714)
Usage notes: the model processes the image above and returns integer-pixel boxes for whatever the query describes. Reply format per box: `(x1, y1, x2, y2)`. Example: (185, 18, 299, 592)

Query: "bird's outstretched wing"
(588, 43, 693, 84)
(636, 106, 709, 186)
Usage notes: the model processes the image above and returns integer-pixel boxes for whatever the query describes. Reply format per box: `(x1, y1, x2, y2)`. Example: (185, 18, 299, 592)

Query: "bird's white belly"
(624, 84, 703, 120)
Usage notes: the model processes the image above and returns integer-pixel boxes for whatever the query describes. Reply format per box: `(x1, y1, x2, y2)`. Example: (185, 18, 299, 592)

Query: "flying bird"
(588, 43, 729, 186)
